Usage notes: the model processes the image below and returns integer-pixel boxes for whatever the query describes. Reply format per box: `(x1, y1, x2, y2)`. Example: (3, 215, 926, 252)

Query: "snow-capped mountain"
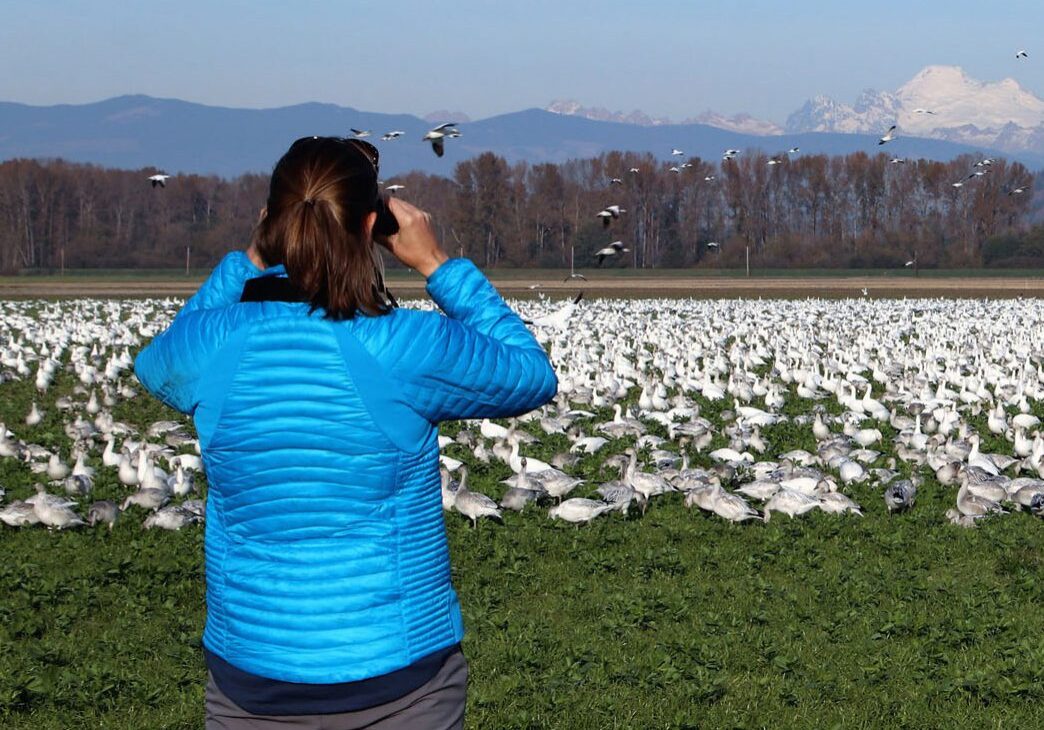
(545, 99, 782, 135)
(546, 99, 673, 127)
(786, 65, 1044, 156)
(690, 111, 782, 136)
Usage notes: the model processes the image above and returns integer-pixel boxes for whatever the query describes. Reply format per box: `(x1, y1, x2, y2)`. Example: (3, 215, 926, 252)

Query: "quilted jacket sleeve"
(175, 250, 261, 320)
(134, 251, 258, 413)
(134, 310, 229, 414)
(395, 258, 558, 423)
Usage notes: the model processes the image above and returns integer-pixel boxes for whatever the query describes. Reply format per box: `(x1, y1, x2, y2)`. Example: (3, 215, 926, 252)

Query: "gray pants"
(205, 652, 468, 730)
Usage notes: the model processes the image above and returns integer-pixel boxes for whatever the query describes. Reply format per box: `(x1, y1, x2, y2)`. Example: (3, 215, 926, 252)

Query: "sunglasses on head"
(289, 136, 380, 176)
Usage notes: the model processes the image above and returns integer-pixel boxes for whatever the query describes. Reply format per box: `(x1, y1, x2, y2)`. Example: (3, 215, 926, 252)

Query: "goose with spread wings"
(595, 241, 629, 266)
(423, 123, 460, 157)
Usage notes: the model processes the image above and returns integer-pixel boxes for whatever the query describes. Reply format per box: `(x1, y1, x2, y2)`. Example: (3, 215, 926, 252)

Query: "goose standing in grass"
(144, 505, 203, 530)
(624, 449, 673, 501)
(25, 402, 42, 426)
(956, 481, 1006, 517)
(549, 498, 612, 525)
(762, 488, 820, 520)
(0, 500, 40, 527)
(87, 500, 120, 529)
(440, 468, 459, 511)
(508, 441, 552, 474)
(884, 480, 916, 513)
(27, 486, 83, 529)
(121, 488, 170, 512)
(43, 453, 70, 481)
(597, 481, 647, 515)
(534, 463, 584, 502)
(706, 486, 762, 523)
(452, 467, 502, 528)
(814, 482, 863, 515)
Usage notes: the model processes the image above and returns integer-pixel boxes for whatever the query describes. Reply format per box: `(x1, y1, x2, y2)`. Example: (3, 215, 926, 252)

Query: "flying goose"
(422, 123, 460, 157)
(595, 241, 629, 266)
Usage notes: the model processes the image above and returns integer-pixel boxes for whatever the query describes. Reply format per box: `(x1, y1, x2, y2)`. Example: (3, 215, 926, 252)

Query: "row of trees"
(0, 151, 1040, 273)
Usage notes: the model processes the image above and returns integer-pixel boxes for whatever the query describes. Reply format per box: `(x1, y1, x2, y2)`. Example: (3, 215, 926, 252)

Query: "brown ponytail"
(253, 136, 391, 319)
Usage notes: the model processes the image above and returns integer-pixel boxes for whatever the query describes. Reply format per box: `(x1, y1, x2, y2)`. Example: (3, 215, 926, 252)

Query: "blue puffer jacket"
(134, 253, 557, 683)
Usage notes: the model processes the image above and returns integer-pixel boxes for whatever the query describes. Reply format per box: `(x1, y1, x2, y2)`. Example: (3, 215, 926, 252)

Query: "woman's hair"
(253, 136, 391, 319)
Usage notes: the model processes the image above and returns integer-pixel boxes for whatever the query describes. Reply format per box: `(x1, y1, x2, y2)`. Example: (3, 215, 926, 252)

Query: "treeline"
(0, 151, 1040, 273)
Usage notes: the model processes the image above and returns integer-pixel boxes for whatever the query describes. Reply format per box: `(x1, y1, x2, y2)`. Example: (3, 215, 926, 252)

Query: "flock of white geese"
(1, 295, 1043, 534)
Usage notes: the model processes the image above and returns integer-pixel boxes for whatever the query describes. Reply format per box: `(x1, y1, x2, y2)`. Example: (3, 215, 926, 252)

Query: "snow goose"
(549, 498, 612, 525)
(452, 467, 502, 528)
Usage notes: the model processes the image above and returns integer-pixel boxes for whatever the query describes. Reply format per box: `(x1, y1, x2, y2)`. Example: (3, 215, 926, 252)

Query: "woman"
(134, 136, 558, 729)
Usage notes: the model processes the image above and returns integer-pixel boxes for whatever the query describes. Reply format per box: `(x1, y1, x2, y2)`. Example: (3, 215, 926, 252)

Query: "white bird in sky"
(384, 184, 405, 193)
(723, 149, 739, 160)
(381, 130, 404, 141)
(628, 167, 640, 174)
(148, 174, 171, 188)
(422, 123, 460, 157)
(787, 147, 800, 154)
(671, 148, 684, 156)
(595, 241, 629, 266)
(1016, 49, 1028, 59)
(706, 241, 720, 249)
(668, 166, 681, 173)
(767, 157, 784, 166)
(1008, 186, 1028, 196)
(904, 260, 915, 267)
(878, 125, 897, 145)
(596, 205, 625, 228)
(704, 175, 716, 182)
(609, 177, 623, 185)
(912, 108, 936, 115)
(350, 128, 372, 138)
(889, 157, 906, 164)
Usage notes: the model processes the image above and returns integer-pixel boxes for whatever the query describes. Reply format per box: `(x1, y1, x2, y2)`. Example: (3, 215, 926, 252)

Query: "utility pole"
(563, 244, 587, 282)
(186, 246, 191, 275)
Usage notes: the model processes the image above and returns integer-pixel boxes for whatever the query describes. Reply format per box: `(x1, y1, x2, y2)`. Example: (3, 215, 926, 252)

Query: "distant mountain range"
(1, 87, 1039, 180)
(547, 65, 1044, 161)
(545, 100, 784, 136)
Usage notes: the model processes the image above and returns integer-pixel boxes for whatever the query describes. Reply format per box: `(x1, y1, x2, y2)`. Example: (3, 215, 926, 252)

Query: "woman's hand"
(376, 198, 449, 278)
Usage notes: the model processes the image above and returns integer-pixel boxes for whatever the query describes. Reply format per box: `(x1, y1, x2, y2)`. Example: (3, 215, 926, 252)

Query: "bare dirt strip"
(1, 276, 1043, 300)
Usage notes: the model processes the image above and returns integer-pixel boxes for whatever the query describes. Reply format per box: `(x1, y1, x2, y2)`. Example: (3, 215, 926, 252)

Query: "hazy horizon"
(2, 0, 1041, 123)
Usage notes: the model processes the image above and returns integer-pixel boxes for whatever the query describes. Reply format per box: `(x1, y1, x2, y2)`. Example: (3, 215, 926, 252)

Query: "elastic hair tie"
(304, 198, 316, 207)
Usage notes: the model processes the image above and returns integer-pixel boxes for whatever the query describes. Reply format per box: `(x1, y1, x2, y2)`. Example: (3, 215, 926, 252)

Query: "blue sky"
(1, 0, 1041, 121)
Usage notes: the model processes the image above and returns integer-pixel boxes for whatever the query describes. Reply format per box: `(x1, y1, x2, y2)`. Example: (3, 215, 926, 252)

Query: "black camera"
(373, 194, 399, 238)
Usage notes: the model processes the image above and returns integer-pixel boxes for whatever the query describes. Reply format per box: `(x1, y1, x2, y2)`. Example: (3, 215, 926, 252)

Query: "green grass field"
(1, 344, 1042, 728)
(8, 266, 1044, 282)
